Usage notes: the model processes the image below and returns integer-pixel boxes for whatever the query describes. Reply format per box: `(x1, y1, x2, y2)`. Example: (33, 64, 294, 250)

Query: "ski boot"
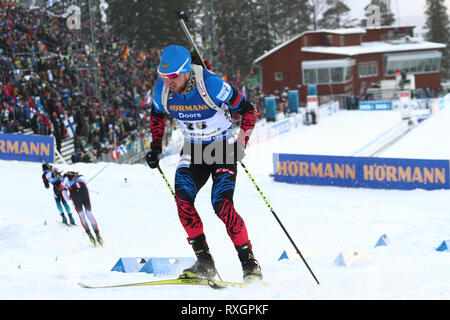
(179, 234, 217, 280)
(236, 241, 262, 282)
(68, 214, 76, 225)
(61, 214, 68, 225)
(86, 230, 96, 246)
(95, 230, 104, 246)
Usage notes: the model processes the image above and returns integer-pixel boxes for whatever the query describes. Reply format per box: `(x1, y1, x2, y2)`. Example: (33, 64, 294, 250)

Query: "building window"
(358, 61, 378, 78)
(304, 69, 317, 85)
(345, 65, 353, 81)
(317, 68, 330, 84)
(302, 59, 355, 85)
(340, 35, 345, 46)
(385, 51, 442, 76)
(274, 72, 283, 81)
(326, 35, 333, 45)
(331, 67, 344, 83)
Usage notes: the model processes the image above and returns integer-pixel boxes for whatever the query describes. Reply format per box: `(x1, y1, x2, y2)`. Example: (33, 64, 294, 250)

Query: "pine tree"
(318, 0, 356, 29)
(424, 0, 450, 79)
(106, 0, 197, 50)
(268, 0, 310, 43)
(310, 0, 328, 30)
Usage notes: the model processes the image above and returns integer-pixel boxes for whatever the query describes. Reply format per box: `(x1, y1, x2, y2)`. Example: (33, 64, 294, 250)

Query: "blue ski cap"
(158, 45, 191, 76)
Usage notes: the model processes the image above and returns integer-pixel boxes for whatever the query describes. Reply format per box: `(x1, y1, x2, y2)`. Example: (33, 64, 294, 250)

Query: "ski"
(78, 278, 252, 290)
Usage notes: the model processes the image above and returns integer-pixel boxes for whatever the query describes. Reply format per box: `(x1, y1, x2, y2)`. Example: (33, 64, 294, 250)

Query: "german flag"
(122, 45, 130, 59)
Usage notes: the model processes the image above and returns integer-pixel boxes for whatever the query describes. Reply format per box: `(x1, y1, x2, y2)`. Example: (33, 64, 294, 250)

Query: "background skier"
(60, 171, 103, 246)
(42, 163, 75, 225)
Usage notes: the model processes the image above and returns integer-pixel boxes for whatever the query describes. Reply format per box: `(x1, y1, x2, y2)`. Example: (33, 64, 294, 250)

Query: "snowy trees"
(424, 0, 450, 79)
(317, 0, 356, 29)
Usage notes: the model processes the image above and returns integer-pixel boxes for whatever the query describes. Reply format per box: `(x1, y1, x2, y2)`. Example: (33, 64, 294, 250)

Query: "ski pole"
(157, 165, 175, 197)
(239, 161, 320, 285)
(87, 163, 111, 184)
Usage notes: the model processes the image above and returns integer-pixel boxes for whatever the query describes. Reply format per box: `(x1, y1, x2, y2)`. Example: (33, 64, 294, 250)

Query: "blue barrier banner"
(288, 90, 299, 113)
(359, 101, 392, 110)
(265, 96, 277, 121)
(271, 119, 291, 136)
(273, 153, 450, 190)
(307, 85, 317, 96)
(0, 133, 54, 163)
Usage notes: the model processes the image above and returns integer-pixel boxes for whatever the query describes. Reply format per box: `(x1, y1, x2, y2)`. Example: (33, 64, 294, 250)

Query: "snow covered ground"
(0, 100, 449, 303)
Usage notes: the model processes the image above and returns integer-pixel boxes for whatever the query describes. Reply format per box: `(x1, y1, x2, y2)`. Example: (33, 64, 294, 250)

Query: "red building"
(253, 26, 446, 106)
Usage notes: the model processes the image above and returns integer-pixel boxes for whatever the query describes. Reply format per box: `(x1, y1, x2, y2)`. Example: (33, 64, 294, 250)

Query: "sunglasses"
(157, 57, 190, 80)
(158, 72, 180, 80)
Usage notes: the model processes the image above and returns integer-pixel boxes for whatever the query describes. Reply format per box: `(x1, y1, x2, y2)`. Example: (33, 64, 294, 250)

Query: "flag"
(90, 122, 98, 133)
(107, 127, 114, 142)
(110, 150, 120, 160)
(64, 116, 77, 138)
(122, 45, 130, 59)
(123, 136, 132, 150)
(35, 97, 46, 114)
(131, 140, 139, 153)
(144, 133, 152, 149)
(46, 0, 53, 7)
(29, 104, 36, 119)
(141, 89, 152, 107)
(118, 144, 128, 155)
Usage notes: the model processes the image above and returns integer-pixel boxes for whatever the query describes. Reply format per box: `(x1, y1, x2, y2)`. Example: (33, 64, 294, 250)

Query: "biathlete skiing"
(42, 163, 76, 226)
(146, 45, 262, 282)
(60, 171, 104, 246)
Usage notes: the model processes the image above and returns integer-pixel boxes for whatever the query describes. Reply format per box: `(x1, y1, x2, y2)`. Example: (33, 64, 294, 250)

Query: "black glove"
(146, 147, 162, 169)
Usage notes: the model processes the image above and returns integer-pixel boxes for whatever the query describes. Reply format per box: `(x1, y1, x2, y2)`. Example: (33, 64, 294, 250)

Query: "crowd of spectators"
(0, 5, 160, 162)
(0, 5, 266, 163)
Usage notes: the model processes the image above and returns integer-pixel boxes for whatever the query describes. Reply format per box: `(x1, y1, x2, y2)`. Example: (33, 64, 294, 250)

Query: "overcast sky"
(345, 0, 450, 35)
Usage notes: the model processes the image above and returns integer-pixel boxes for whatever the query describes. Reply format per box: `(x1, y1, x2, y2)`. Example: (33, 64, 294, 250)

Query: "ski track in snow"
(0, 102, 449, 300)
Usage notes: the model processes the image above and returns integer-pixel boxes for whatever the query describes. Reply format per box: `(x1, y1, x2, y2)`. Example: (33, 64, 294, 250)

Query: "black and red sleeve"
(228, 86, 256, 147)
(149, 109, 165, 150)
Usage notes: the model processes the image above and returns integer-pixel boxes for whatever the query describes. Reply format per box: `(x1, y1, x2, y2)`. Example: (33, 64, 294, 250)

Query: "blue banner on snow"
(0, 133, 54, 163)
(273, 153, 450, 190)
(359, 100, 392, 110)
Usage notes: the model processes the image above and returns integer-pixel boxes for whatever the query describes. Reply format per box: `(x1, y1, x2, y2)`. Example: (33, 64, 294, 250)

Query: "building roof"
(301, 39, 446, 56)
(253, 29, 365, 64)
(320, 28, 366, 35)
(253, 26, 426, 64)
